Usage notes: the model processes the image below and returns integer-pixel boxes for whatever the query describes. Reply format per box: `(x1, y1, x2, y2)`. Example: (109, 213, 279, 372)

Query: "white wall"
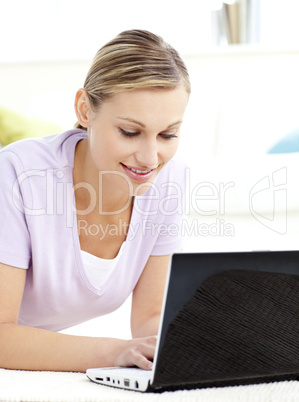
(180, 47, 299, 159)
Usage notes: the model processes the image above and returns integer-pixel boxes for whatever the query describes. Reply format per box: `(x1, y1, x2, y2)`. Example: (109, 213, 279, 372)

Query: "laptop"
(86, 250, 299, 392)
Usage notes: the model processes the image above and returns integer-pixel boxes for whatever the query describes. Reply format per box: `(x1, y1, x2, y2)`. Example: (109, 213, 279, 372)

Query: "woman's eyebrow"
(166, 120, 183, 129)
(117, 117, 146, 128)
(116, 117, 182, 129)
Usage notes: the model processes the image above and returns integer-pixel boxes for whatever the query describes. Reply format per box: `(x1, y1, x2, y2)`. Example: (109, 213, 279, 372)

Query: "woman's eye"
(119, 128, 139, 137)
(160, 133, 178, 140)
(119, 128, 178, 140)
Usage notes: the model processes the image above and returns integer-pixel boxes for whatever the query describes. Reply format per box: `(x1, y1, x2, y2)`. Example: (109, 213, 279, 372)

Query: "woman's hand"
(115, 335, 157, 370)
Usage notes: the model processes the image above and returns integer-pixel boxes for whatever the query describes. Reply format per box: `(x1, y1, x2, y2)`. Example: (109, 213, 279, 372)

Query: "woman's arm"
(130, 255, 170, 338)
(0, 262, 155, 372)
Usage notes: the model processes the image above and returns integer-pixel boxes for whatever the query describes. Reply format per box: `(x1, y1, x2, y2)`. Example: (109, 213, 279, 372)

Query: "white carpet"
(1, 369, 299, 402)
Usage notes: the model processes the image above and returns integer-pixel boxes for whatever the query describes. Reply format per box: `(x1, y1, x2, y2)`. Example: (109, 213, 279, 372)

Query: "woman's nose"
(135, 138, 159, 168)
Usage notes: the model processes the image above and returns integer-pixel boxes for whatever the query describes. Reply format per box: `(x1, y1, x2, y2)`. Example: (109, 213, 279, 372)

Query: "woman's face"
(85, 86, 189, 197)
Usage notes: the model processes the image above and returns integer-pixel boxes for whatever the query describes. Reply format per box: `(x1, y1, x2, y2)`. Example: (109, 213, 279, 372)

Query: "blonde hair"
(75, 29, 190, 129)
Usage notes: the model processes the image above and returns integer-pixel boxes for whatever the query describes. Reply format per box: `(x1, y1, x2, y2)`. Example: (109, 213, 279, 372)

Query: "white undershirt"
(81, 242, 125, 287)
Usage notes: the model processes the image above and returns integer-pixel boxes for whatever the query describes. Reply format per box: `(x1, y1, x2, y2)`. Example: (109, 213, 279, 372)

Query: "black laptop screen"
(152, 250, 299, 389)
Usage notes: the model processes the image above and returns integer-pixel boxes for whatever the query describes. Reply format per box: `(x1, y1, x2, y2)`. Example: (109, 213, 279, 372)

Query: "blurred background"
(1, 0, 298, 338)
(1, 0, 299, 156)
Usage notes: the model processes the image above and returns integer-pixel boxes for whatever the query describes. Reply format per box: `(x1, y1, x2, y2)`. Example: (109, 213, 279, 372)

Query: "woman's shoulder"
(0, 130, 87, 171)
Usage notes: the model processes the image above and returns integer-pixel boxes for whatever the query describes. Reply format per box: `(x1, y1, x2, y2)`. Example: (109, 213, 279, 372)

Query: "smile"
(121, 163, 157, 182)
(127, 167, 152, 174)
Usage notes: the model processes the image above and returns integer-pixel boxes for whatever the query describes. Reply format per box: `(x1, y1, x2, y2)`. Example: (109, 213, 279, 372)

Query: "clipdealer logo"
(12, 166, 288, 237)
(249, 167, 287, 235)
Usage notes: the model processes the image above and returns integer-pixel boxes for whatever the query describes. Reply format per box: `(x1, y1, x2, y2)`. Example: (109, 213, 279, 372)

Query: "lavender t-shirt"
(0, 130, 186, 331)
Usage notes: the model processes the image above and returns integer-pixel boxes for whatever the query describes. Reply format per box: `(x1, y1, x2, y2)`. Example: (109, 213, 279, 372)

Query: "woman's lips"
(121, 163, 157, 182)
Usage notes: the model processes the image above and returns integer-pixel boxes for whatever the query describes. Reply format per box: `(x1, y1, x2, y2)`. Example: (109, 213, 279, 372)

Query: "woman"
(0, 30, 190, 372)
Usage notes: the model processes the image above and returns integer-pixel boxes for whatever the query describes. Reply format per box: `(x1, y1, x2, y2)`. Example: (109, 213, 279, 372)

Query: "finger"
(134, 353, 154, 370)
(145, 335, 158, 345)
(136, 340, 156, 359)
(133, 335, 157, 344)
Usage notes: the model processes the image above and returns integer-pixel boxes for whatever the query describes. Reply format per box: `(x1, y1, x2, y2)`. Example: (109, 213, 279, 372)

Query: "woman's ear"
(74, 89, 92, 128)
